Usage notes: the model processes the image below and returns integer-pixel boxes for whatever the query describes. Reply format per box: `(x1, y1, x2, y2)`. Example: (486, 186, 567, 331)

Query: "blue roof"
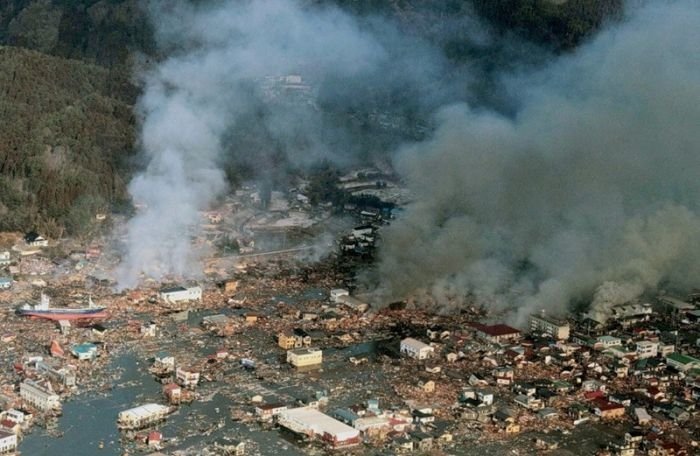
(0, 277, 11, 284)
(72, 343, 97, 353)
(332, 408, 359, 423)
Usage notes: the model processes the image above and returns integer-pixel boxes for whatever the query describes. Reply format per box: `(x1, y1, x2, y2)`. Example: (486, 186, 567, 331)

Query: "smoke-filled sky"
(118, 0, 700, 326)
(376, 0, 700, 324)
(116, 0, 469, 287)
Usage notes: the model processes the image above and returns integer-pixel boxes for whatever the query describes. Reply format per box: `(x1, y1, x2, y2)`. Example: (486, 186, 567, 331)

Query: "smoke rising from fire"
(375, 1, 700, 324)
(116, 0, 464, 287)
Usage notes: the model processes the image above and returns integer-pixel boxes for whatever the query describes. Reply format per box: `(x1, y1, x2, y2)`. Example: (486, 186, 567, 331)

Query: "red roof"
(148, 431, 162, 442)
(257, 403, 286, 411)
(593, 398, 624, 411)
(584, 390, 605, 400)
(163, 383, 180, 393)
(647, 386, 661, 396)
(50, 340, 64, 357)
(472, 323, 521, 337)
(0, 419, 16, 429)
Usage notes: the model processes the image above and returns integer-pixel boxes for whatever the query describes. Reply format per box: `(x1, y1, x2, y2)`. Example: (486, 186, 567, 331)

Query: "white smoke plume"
(116, 0, 460, 288)
(374, 0, 700, 325)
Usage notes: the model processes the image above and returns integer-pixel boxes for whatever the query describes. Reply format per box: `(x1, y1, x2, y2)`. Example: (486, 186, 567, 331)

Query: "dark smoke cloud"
(374, 0, 700, 324)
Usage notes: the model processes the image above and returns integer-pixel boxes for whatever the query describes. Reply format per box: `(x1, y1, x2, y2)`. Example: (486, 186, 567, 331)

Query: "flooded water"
(19, 352, 306, 455)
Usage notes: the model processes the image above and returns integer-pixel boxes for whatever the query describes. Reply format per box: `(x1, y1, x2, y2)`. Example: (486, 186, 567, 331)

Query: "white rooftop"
(401, 337, 431, 350)
(120, 403, 169, 419)
(279, 407, 359, 440)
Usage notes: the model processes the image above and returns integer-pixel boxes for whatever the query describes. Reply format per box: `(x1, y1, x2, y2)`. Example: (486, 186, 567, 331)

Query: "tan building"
(175, 367, 200, 388)
(278, 329, 311, 349)
(224, 280, 239, 293)
(287, 348, 322, 367)
(529, 313, 570, 340)
(278, 332, 296, 349)
(593, 399, 625, 420)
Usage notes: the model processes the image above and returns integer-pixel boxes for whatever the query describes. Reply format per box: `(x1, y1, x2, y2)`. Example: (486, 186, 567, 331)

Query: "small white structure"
(514, 394, 543, 411)
(351, 225, 374, 240)
(71, 343, 98, 361)
(353, 416, 391, 433)
(20, 380, 61, 412)
(0, 251, 10, 266)
(635, 407, 651, 425)
(287, 348, 323, 367)
(0, 430, 17, 454)
(400, 338, 434, 360)
(636, 340, 658, 359)
(596, 336, 622, 348)
(330, 288, 368, 312)
(141, 322, 157, 337)
(330, 289, 350, 302)
(336, 295, 369, 313)
(176, 367, 200, 387)
(159, 285, 202, 303)
(24, 232, 48, 248)
(118, 403, 172, 430)
(1, 409, 29, 425)
(255, 403, 288, 420)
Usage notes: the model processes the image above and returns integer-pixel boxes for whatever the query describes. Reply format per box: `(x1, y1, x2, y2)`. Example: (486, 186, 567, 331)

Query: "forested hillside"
(0, 46, 136, 236)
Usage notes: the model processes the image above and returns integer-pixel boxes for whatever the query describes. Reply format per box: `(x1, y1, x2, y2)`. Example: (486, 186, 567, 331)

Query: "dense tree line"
(0, 46, 135, 237)
(473, 0, 623, 51)
(0, 0, 153, 66)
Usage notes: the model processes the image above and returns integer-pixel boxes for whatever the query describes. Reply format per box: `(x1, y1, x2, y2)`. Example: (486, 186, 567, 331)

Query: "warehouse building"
(277, 407, 361, 448)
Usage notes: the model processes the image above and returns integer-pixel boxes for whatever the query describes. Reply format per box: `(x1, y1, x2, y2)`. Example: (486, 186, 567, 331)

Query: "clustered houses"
(6, 223, 700, 456)
(344, 298, 700, 454)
